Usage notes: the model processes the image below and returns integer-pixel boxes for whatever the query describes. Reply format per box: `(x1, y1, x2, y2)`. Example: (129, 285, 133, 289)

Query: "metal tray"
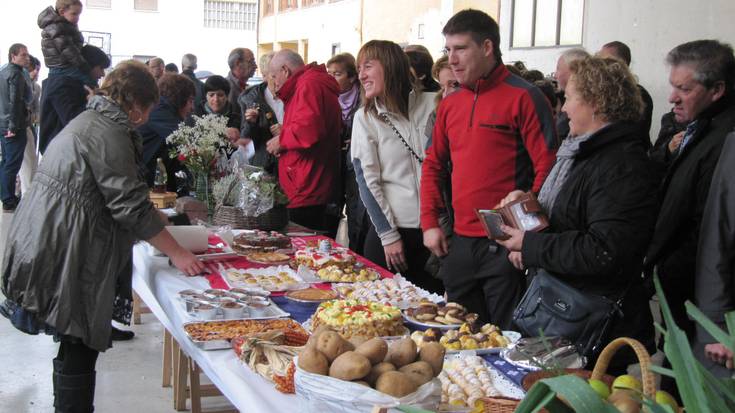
(183, 318, 308, 351)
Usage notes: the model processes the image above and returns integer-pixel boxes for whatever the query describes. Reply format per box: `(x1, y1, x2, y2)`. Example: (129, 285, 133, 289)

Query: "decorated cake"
(311, 299, 404, 338)
(232, 230, 291, 254)
(294, 240, 355, 270)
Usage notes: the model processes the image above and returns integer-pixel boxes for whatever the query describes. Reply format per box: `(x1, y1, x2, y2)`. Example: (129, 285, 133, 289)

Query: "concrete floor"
(0, 211, 233, 413)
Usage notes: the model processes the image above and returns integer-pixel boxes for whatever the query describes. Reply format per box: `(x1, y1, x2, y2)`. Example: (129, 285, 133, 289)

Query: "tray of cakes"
(293, 240, 356, 271)
(410, 323, 520, 354)
(332, 276, 443, 309)
(306, 299, 408, 339)
(221, 265, 320, 292)
(231, 230, 292, 254)
(183, 318, 309, 350)
(438, 354, 524, 410)
(177, 288, 289, 321)
(403, 301, 478, 330)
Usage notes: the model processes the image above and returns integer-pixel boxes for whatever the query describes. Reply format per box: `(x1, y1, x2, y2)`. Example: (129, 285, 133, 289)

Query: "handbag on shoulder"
(512, 269, 624, 358)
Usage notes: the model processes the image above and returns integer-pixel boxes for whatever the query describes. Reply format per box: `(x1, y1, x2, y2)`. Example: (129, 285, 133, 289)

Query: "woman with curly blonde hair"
(496, 57, 658, 373)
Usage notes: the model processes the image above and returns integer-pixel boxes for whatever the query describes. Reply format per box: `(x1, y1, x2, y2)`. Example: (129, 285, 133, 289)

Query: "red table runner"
(203, 235, 393, 295)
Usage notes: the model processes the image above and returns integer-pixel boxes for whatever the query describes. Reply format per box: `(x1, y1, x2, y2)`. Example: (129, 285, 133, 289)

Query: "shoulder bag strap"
(379, 113, 424, 164)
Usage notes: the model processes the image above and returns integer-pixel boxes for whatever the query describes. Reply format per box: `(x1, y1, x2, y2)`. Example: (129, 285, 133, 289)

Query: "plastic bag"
(294, 357, 441, 413)
(236, 165, 280, 217)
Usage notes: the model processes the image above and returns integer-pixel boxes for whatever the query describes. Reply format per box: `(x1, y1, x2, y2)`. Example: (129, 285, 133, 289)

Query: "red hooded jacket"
(276, 63, 342, 208)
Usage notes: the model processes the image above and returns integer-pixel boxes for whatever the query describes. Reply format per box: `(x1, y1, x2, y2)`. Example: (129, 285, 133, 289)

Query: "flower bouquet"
(166, 114, 231, 215)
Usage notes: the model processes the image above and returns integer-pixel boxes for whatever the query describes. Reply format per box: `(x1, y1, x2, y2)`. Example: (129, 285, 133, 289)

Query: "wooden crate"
(149, 191, 177, 209)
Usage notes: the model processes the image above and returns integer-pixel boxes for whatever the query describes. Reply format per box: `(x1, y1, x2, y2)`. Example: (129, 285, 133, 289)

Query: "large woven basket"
(482, 337, 655, 413)
(212, 179, 289, 230)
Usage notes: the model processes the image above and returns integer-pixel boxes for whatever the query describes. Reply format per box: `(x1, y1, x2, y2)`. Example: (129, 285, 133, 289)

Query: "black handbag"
(512, 269, 624, 358)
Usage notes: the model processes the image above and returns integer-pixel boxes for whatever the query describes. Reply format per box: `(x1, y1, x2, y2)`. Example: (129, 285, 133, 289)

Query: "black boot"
(54, 371, 96, 413)
(110, 326, 135, 341)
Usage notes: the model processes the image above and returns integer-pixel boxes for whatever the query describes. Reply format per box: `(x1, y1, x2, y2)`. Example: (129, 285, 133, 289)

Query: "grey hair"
(274, 49, 305, 70)
(259, 51, 275, 76)
(667, 40, 735, 91)
(149, 57, 164, 66)
(560, 48, 590, 65)
(227, 48, 254, 69)
(181, 53, 197, 70)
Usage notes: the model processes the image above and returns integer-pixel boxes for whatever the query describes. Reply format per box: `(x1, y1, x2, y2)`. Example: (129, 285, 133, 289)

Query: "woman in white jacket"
(351, 40, 443, 294)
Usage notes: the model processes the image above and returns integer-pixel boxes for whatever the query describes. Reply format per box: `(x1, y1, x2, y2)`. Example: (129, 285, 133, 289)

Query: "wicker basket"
(212, 179, 289, 230)
(483, 337, 656, 413)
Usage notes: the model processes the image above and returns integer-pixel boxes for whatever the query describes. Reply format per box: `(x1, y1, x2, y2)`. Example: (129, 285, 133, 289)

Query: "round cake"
(232, 230, 291, 254)
(311, 299, 404, 338)
(294, 246, 355, 270)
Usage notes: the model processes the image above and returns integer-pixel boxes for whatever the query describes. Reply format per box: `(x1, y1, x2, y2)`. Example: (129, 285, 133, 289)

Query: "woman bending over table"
(1, 60, 205, 413)
(350, 40, 444, 294)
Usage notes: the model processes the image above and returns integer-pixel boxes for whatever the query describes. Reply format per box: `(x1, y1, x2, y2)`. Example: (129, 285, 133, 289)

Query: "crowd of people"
(1, 1, 734, 411)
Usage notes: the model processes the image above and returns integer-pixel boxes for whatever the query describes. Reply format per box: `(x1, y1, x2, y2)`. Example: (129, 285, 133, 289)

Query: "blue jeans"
(0, 130, 28, 205)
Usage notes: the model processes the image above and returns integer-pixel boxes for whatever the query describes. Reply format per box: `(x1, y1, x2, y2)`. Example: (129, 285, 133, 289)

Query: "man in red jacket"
(421, 10, 558, 329)
(267, 49, 342, 233)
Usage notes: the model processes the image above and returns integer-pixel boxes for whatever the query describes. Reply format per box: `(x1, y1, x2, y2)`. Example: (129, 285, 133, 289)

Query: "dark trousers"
(54, 339, 99, 413)
(364, 226, 445, 295)
(0, 130, 27, 205)
(439, 235, 525, 329)
(344, 167, 371, 255)
(289, 204, 329, 233)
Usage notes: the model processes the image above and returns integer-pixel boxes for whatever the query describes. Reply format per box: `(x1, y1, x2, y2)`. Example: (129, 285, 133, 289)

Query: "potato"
(366, 361, 396, 386)
(297, 347, 329, 375)
(316, 331, 351, 362)
(329, 351, 372, 381)
(419, 342, 445, 376)
(355, 337, 389, 365)
(306, 325, 333, 349)
(388, 338, 417, 368)
(347, 335, 369, 349)
(375, 371, 418, 398)
(399, 361, 434, 386)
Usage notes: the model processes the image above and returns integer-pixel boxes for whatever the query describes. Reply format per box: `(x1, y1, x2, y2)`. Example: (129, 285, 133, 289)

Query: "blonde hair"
(99, 60, 159, 113)
(568, 57, 643, 123)
(431, 55, 451, 106)
(357, 40, 417, 119)
(56, 0, 82, 12)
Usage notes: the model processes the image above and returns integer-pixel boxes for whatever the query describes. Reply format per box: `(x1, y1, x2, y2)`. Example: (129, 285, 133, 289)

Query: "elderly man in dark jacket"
(644, 39, 735, 396)
(0, 44, 30, 211)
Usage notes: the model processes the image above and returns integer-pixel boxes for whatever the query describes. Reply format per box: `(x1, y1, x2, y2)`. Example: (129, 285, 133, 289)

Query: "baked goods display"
(184, 318, 308, 342)
(245, 251, 291, 264)
(294, 242, 356, 270)
(224, 266, 305, 291)
(410, 323, 511, 351)
(232, 230, 292, 254)
(296, 326, 445, 397)
(404, 301, 479, 327)
(310, 299, 404, 338)
(333, 277, 441, 308)
(439, 356, 500, 408)
(285, 288, 338, 303)
(316, 264, 380, 282)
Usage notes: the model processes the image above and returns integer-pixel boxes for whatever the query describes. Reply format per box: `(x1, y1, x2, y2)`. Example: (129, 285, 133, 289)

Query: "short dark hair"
(98, 60, 159, 113)
(405, 50, 439, 92)
(602, 41, 632, 66)
(164, 63, 179, 73)
(81, 45, 111, 69)
(29, 55, 41, 71)
(534, 80, 558, 109)
(442, 9, 502, 62)
(204, 75, 230, 95)
(667, 40, 735, 93)
(8, 43, 26, 62)
(327, 53, 357, 79)
(157, 74, 195, 111)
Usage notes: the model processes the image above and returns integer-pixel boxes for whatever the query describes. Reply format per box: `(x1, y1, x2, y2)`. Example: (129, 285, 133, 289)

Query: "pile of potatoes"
(297, 326, 445, 398)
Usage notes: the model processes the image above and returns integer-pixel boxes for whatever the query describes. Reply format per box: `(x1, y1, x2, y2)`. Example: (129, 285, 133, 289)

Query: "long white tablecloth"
(131, 243, 298, 412)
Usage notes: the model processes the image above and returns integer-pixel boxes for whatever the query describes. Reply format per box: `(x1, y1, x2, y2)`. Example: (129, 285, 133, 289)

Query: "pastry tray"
(183, 318, 309, 350)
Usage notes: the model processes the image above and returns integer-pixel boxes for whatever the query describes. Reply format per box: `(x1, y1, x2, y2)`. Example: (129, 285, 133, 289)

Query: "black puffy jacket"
(521, 122, 660, 358)
(38, 6, 88, 71)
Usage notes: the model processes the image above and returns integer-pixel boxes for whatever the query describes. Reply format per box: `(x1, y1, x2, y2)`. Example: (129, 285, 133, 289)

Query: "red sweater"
(421, 64, 558, 237)
(277, 63, 342, 208)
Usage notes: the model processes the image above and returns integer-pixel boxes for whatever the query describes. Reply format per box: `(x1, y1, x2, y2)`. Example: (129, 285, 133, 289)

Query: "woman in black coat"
(497, 57, 659, 374)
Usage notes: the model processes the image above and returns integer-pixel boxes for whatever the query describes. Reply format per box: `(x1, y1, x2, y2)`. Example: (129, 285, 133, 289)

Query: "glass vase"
(194, 172, 214, 220)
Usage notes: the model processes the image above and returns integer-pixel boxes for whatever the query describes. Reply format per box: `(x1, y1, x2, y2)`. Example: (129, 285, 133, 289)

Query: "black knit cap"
(81, 45, 111, 69)
(204, 75, 231, 95)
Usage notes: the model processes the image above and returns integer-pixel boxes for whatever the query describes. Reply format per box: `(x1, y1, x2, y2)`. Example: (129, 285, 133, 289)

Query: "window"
(134, 0, 157, 11)
(417, 23, 425, 39)
(279, 0, 298, 12)
(511, 0, 583, 48)
(263, 0, 274, 15)
(204, 1, 257, 31)
(302, 0, 324, 6)
(331, 43, 341, 55)
(86, 0, 111, 8)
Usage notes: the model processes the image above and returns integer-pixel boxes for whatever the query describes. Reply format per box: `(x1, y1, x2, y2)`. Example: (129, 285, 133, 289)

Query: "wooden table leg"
(173, 340, 189, 411)
(132, 291, 142, 325)
(162, 329, 172, 388)
(189, 358, 202, 413)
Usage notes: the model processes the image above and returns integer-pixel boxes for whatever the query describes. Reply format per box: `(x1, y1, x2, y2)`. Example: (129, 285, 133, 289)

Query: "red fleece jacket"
(421, 64, 558, 237)
(276, 63, 342, 208)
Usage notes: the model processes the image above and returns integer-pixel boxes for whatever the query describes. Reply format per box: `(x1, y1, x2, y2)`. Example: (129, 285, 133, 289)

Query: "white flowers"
(166, 114, 230, 175)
